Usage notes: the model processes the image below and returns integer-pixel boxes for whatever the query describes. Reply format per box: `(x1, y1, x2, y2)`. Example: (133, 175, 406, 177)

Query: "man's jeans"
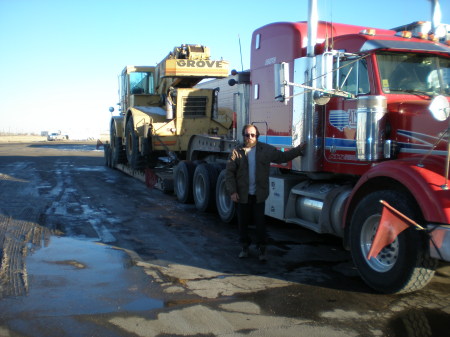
(237, 195, 266, 248)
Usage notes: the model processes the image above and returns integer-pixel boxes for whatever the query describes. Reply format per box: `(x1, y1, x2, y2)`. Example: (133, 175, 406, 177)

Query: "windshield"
(377, 52, 450, 96)
(129, 72, 154, 94)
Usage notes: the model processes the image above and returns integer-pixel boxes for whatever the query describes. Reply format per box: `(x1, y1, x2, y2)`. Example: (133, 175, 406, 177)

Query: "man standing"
(225, 124, 305, 261)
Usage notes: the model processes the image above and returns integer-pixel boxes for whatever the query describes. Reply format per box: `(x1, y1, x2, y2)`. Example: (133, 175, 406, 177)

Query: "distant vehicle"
(47, 133, 68, 141)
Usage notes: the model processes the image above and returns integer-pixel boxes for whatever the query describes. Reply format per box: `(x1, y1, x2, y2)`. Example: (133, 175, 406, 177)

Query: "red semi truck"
(186, 1, 450, 294)
(244, 21, 450, 293)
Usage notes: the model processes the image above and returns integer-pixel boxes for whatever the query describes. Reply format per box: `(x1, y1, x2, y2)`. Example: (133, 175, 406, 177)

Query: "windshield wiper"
(389, 88, 433, 98)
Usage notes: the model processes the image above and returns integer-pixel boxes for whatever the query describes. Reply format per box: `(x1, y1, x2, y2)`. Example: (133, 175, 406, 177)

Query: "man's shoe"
(239, 247, 249, 258)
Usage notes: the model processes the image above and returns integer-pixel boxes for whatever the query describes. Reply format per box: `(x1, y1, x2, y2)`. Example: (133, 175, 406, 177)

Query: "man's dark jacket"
(225, 141, 303, 203)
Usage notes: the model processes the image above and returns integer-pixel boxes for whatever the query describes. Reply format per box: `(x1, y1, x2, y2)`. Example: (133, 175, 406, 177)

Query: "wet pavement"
(0, 141, 449, 336)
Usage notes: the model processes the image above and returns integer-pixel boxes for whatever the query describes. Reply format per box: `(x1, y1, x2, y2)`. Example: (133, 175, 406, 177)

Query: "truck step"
(285, 217, 325, 234)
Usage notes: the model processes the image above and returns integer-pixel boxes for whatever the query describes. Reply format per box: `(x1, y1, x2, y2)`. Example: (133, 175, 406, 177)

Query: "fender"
(344, 157, 450, 227)
(128, 108, 153, 138)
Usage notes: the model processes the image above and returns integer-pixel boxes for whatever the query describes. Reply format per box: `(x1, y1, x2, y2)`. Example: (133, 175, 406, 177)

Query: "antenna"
(238, 34, 244, 72)
(330, 1, 334, 49)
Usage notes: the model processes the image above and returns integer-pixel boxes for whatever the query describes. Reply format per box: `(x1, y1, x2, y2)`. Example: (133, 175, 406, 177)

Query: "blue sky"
(0, 0, 448, 136)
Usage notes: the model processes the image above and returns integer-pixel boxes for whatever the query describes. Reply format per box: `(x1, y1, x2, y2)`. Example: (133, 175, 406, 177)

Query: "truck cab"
(247, 19, 450, 294)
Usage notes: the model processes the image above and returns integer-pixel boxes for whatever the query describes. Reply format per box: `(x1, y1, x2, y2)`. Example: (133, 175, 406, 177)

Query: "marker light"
(395, 31, 412, 38)
(413, 32, 428, 39)
(360, 28, 376, 36)
(428, 34, 439, 42)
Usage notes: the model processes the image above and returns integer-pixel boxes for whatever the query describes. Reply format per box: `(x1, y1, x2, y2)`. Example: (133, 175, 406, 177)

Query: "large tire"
(349, 190, 437, 294)
(110, 123, 126, 166)
(215, 169, 236, 223)
(174, 161, 196, 203)
(104, 144, 111, 167)
(125, 117, 144, 170)
(193, 163, 220, 212)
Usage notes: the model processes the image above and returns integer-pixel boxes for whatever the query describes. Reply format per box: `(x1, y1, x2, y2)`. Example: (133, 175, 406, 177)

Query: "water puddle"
(0, 236, 163, 318)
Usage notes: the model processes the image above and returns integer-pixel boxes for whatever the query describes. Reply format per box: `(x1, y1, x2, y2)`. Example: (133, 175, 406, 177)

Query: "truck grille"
(183, 96, 207, 116)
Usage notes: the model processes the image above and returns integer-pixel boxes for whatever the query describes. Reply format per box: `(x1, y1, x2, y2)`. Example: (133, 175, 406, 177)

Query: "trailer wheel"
(193, 163, 220, 212)
(215, 169, 235, 223)
(349, 190, 437, 294)
(160, 178, 174, 194)
(104, 144, 111, 167)
(125, 118, 144, 170)
(174, 160, 196, 203)
(107, 146, 113, 168)
(110, 123, 126, 166)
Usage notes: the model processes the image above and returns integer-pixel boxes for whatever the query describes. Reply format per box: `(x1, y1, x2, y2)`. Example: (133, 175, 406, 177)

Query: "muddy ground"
(0, 140, 449, 337)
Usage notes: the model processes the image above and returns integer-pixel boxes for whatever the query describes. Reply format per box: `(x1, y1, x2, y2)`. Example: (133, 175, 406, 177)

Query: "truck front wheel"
(349, 190, 437, 294)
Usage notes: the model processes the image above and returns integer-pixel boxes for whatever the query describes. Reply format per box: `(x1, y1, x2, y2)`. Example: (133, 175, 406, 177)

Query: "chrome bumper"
(429, 224, 450, 261)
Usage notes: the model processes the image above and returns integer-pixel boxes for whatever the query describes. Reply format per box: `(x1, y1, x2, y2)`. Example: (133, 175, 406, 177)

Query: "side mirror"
(313, 91, 331, 105)
(109, 107, 114, 113)
(317, 53, 334, 91)
(274, 62, 290, 102)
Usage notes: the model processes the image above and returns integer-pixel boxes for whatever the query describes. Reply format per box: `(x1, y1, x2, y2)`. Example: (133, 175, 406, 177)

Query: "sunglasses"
(244, 133, 256, 138)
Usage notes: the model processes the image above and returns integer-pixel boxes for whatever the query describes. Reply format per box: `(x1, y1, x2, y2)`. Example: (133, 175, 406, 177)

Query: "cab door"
(323, 57, 371, 172)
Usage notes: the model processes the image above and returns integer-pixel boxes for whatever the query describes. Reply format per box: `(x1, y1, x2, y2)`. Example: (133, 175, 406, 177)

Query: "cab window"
(334, 58, 370, 96)
(129, 72, 154, 94)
